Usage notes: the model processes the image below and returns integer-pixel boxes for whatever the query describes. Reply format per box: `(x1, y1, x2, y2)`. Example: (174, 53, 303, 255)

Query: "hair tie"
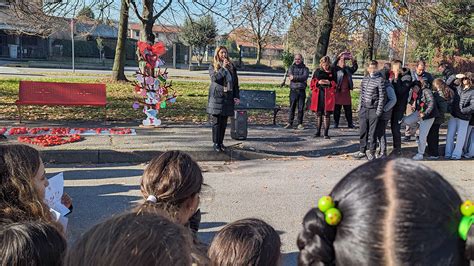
(459, 200, 473, 241)
(146, 195, 157, 203)
(318, 196, 342, 226)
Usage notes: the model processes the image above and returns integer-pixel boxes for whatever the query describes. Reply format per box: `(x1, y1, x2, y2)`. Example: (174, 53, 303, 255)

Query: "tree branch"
(152, 0, 173, 21)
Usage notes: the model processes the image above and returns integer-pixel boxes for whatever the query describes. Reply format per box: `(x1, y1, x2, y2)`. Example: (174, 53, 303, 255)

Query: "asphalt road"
(49, 158, 473, 266)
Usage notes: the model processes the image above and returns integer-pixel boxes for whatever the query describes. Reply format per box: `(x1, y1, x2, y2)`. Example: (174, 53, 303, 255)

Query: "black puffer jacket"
(392, 68, 412, 112)
(409, 81, 438, 120)
(359, 71, 386, 117)
(452, 85, 474, 121)
(207, 64, 240, 116)
(288, 63, 310, 90)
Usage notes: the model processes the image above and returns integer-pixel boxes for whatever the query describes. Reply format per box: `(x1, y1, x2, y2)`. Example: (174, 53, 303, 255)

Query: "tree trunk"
(140, 0, 155, 41)
(112, 0, 130, 81)
(256, 41, 262, 65)
(367, 0, 378, 61)
(314, 0, 336, 65)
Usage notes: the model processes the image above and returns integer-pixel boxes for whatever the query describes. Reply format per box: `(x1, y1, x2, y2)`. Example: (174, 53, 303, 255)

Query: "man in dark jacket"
(390, 60, 412, 156)
(438, 61, 457, 88)
(353, 60, 386, 161)
(285, 54, 309, 130)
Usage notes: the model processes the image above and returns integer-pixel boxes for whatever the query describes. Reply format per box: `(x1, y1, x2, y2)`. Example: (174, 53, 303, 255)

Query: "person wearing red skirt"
(333, 52, 358, 128)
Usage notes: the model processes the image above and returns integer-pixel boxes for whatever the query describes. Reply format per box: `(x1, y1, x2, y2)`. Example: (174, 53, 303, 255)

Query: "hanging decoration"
(133, 40, 177, 127)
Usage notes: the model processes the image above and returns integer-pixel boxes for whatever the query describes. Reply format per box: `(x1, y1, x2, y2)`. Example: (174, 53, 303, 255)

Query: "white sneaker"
(412, 154, 424, 161)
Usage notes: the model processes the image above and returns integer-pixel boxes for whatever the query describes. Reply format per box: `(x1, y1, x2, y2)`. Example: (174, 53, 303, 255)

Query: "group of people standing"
(352, 59, 474, 161)
(284, 52, 357, 136)
(206, 46, 473, 161)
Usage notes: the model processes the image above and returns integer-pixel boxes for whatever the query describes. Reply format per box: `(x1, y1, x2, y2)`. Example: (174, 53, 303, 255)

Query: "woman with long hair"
(309, 56, 336, 139)
(0, 144, 72, 233)
(207, 46, 240, 152)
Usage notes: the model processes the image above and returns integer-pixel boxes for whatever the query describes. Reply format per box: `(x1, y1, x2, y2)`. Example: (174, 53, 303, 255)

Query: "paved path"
(52, 158, 474, 266)
(1, 120, 439, 163)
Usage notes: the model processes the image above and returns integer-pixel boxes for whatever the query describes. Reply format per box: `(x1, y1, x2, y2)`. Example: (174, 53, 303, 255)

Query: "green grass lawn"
(0, 77, 360, 122)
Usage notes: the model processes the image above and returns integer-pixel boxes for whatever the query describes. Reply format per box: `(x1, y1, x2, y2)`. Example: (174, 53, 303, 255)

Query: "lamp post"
(71, 18, 75, 73)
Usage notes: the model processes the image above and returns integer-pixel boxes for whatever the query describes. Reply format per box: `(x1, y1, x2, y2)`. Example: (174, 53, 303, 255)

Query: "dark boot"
(323, 115, 330, 139)
(213, 143, 221, 152)
(316, 115, 323, 136)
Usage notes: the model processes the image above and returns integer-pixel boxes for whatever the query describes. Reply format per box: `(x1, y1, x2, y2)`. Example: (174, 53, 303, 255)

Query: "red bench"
(16, 81, 107, 122)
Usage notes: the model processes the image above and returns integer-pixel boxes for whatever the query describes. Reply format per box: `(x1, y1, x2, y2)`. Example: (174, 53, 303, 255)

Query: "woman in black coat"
(207, 46, 240, 152)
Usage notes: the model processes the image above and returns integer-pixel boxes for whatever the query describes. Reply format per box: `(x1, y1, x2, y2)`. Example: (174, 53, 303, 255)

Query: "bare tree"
(239, 0, 286, 65)
(112, 0, 130, 81)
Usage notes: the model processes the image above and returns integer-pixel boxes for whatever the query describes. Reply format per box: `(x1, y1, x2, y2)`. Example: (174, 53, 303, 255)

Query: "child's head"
(0, 144, 52, 223)
(0, 221, 67, 266)
(139, 151, 203, 225)
(208, 218, 281, 266)
(297, 158, 473, 265)
(433, 78, 454, 100)
(64, 211, 193, 266)
(367, 60, 378, 75)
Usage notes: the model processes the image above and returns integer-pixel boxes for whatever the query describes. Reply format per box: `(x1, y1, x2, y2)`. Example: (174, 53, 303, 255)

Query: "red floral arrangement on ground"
(18, 134, 82, 147)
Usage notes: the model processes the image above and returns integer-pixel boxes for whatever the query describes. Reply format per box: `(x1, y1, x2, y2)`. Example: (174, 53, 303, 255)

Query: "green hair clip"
(318, 196, 342, 226)
(459, 200, 473, 241)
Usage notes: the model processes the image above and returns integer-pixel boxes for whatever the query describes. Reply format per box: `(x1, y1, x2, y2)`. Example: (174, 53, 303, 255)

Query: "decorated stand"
(133, 39, 177, 127)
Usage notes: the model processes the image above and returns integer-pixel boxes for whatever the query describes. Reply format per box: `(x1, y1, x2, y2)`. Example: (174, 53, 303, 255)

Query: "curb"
(40, 148, 283, 164)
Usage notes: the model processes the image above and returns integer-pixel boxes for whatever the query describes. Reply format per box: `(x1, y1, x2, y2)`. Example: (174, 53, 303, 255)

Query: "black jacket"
(442, 68, 457, 88)
(433, 91, 449, 125)
(332, 61, 358, 91)
(359, 72, 386, 117)
(207, 64, 240, 116)
(411, 70, 434, 86)
(409, 81, 438, 120)
(392, 68, 412, 113)
(452, 86, 474, 121)
(288, 63, 309, 90)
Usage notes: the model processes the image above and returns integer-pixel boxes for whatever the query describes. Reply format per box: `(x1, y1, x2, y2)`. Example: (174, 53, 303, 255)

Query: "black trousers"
(390, 110, 404, 150)
(289, 89, 306, 125)
(212, 115, 228, 144)
(426, 123, 441, 156)
(334, 104, 353, 126)
(375, 119, 388, 154)
(359, 107, 379, 153)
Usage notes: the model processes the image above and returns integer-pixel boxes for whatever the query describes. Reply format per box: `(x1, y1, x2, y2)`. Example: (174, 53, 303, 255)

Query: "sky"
(78, 0, 399, 38)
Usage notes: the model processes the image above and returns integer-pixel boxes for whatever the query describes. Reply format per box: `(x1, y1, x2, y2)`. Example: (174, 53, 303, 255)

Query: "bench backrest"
(236, 90, 277, 109)
(17, 81, 106, 106)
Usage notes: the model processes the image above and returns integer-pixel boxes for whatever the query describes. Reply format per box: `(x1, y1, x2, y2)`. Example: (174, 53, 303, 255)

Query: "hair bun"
(297, 208, 336, 265)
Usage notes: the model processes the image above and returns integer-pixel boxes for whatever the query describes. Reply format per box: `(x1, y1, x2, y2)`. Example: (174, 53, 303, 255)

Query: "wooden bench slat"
(17, 81, 107, 106)
(16, 81, 107, 123)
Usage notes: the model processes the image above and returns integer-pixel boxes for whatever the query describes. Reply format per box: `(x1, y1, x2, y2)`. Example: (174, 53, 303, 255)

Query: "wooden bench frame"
(236, 90, 281, 125)
(15, 81, 107, 123)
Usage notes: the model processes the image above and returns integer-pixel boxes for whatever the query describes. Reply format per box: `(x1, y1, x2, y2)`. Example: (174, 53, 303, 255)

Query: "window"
(135, 30, 139, 38)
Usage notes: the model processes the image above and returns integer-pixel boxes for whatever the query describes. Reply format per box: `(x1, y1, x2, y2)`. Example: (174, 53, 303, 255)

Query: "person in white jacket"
(375, 67, 397, 158)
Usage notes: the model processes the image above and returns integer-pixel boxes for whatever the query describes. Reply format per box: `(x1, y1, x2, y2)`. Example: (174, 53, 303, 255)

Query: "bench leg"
(17, 105, 23, 124)
(103, 106, 108, 125)
(273, 108, 281, 125)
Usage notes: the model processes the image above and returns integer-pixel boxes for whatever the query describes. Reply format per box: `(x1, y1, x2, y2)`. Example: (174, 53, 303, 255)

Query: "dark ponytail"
(466, 226, 474, 260)
(297, 208, 336, 265)
(297, 158, 470, 265)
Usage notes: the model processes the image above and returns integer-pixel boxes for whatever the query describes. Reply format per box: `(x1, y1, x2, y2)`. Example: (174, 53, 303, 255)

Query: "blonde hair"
(213, 46, 232, 71)
(320, 56, 331, 68)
